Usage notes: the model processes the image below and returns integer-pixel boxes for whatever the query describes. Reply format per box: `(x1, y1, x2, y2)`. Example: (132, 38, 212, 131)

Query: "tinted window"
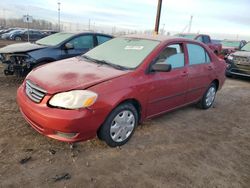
(187, 44, 210, 65)
(33, 31, 41, 35)
(203, 36, 210, 44)
(97, 35, 112, 45)
(68, 35, 94, 49)
(156, 44, 185, 69)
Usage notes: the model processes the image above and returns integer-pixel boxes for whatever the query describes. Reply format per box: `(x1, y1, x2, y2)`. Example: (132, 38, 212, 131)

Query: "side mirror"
(151, 63, 172, 72)
(64, 43, 74, 50)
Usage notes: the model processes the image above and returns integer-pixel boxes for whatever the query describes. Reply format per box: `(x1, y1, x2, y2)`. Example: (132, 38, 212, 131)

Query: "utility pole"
(161, 23, 165, 34)
(3, 8, 6, 28)
(27, 14, 29, 42)
(154, 0, 162, 35)
(188, 15, 193, 33)
(58, 2, 61, 32)
(88, 19, 91, 30)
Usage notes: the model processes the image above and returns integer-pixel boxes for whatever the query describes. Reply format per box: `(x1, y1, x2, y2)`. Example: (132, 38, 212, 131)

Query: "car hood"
(233, 51, 250, 57)
(0, 42, 46, 53)
(26, 57, 129, 94)
(223, 46, 236, 50)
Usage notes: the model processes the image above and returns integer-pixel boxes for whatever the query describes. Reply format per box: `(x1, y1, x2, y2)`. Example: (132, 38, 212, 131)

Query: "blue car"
(0, 32, 113, 76)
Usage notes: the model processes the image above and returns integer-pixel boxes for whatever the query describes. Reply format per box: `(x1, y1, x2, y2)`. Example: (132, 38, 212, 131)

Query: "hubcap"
(205, 87, 216, 107)
(110, 110, 135, 142)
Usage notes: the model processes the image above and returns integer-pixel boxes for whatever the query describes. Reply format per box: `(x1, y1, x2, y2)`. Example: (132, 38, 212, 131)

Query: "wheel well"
(212, 79, 219, 90)
(117, 99, 142, 121)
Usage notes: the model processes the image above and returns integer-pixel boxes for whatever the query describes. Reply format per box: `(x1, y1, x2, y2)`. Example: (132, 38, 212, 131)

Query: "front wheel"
(98, 103, 138, 147)
(199, 83, 217, 109)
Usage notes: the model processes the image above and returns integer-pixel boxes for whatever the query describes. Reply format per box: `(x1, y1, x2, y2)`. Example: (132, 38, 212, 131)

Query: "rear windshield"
(84, 37, 160, 69)
(241, 42, 250, 52)
(36, 33, 74, 46)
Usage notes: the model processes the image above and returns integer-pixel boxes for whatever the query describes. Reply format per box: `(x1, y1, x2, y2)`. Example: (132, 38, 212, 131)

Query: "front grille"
(234, 56, 250, 66)
(25, 80, 47, 103)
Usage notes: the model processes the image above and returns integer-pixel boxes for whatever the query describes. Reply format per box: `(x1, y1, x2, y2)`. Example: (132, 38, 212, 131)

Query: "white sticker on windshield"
(124, 46, 144, 50)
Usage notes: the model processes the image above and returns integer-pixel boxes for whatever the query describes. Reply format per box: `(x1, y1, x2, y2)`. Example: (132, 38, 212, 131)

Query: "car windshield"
(241, 42, 250, 51)
(83, 37, 160, 69)
(36, 33, 74, 46)
(221, 41, 240, 48)
(175, 34, 196, 39)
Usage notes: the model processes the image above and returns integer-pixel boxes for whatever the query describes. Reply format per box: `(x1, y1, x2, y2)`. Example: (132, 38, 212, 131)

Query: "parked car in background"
(226, 42, 250, 77)
(0, 32, 113, 76)
(41, 30, 58, 36)
(9, 29, 46, 41)
(220, 40, 247, 59)
(0, 28, 15, 36)
(1, 29, 24, 40)
(176, 33, 222, 55)
(17, 35, 226, 147)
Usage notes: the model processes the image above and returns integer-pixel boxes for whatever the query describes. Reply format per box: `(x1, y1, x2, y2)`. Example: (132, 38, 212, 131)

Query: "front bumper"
(17, 84, 108, 142)
(226, 60, 250, 77)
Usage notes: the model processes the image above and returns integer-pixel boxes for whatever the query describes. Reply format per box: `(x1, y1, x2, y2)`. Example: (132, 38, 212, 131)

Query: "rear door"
(146, 43, 189, 117)
(185, 43, 215, 103)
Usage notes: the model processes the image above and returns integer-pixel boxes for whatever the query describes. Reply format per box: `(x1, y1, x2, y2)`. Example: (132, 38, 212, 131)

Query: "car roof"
(122, 34, 197, 43)
(122, 34, 176, 42)
(59, 32, 113, 37)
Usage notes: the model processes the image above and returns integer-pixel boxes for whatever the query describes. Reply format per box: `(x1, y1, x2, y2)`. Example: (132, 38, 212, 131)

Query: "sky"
(0, 0, 250, 39)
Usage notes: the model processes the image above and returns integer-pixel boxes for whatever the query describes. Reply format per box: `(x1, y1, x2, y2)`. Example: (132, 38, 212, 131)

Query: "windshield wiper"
(35, 42, 49, 46)
(97, 59, 128, 70)
(82, 55, 96, 62)
(82, 55, 127, 70)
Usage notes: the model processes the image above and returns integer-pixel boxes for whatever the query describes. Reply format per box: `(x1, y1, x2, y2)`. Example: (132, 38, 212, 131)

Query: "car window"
(33, 31, 41, 35)
(156, 44, 185, 69)
(36, 33, 75, 46)
(203, 36, 210, 44)
(196, 36, 203, 42)
(97, 35, 112, 45)
(68, 35, 94, 50)
(84, 37, 160, 69)
(187, 43, 210, 65)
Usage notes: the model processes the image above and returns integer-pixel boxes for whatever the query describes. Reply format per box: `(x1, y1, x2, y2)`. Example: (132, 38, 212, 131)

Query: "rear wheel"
(14, 36, 22, 41)
(98, 103, 138, 147)
(199, 83, 217, 109)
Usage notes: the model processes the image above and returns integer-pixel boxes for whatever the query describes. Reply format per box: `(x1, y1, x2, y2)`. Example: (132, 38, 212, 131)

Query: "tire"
(225, 71, 233, 78)
(199, 83, 217, 109)
(14, 36, 22, 41)
(98, 103, 138, 147)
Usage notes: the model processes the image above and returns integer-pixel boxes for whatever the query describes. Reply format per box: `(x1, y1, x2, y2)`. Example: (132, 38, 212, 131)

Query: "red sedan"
(17, 35, 226, 147)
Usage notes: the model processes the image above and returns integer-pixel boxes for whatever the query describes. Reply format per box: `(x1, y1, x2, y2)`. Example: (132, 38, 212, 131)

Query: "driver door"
(146, 43, 188, 117)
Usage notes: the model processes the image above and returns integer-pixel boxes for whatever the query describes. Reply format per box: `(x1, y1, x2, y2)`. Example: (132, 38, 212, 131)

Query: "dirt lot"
(0, 55, 250, 187)
(0, 39, 22, 48)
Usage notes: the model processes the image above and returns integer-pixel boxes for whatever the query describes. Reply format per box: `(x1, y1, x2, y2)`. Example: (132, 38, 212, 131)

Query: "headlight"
(227, 54, 234, 61)
(49, 90, 98, 109)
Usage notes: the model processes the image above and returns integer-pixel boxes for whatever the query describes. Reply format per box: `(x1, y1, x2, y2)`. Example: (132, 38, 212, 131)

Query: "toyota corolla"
(17, 35, 226, 147)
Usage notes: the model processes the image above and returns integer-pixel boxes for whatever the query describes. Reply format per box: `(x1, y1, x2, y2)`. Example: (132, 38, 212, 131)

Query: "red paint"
(17, 36, 226, 143)
(194, 34, 222, 54)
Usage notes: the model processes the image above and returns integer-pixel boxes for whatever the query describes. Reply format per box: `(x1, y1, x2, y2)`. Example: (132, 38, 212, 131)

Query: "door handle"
(208, 65, 213, 70)
(181, 71, 188, 77)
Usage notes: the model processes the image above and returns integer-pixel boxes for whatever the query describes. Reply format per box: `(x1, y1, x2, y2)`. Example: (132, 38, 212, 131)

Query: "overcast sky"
(0, 0, 250, 39)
